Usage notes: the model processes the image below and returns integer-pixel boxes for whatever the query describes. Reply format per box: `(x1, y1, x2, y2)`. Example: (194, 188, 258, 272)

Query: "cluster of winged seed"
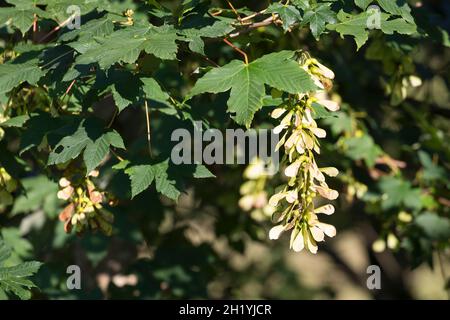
(268, 56, 340, 254)
(57, 170, 114, 235)
(238, 158, 275, 221)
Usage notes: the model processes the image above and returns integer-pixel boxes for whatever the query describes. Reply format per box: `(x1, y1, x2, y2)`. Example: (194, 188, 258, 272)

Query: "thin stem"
(223, 38, 248, 64)
(210, 9, 223, 17)
(226, 1, 240, 19)
(61, 79, 76, 100)
(107, 108, 118, 128)
(39, 13, 78, 43)
(41, 49, 75, 69)
(33, 14, 38, 32)
(239, 9, 268, 22)
(144, 100, 153, 158)
(110, 148, 125, 162)
(200, 54, 219, 67)
(229, 15, 279, 38)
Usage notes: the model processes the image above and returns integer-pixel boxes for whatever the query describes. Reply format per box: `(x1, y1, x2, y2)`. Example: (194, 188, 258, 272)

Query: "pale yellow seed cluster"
(0, 167, 17, 211)
(57, 171, 113, 235)
(238, 158, 275, 221)
(268, 57, 340, 254)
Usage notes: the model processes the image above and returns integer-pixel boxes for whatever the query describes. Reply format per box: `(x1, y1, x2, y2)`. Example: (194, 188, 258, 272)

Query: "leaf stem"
(223, 38, 248, 64)
(144, 100, 153, 158)
(62, 79, 76, 100)
(110, 148, 125, 162)
(107, 108, 118, 128)
(39, 12, 78, 43)
(226, 1, 240, 19)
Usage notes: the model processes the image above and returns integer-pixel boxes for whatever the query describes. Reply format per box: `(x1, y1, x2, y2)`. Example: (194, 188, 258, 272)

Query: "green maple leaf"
(328, 8, 416, 50)
(74, 24, 181, 69)
(142, 25, 181, 60)
(0, 6, 46, 35)
(141, 78, 170, 104)
(323, 112, 353, 136)
(34, 0, 132, 21)
(343, 135, 382, 167)
(0, 239, 42, 300)
(41, 0, 98, 21)
(415, 213, 450, 241)
(377, 0, 414, 24)
(11, 176, 59, 217)
(126, 161, 214, 200)
(418, 151, 447, 181)
(190, 51, 316, 127)
(180, 19, 234, 55)
(327, 10, 372, 50)
(0, 114, 30, 128)
(291, 0, 310, 11)
(126, 160, 180, 200)
(19, 113, 64, 154)
(378, 176, 422, 210)
(83, 131, 125, 173)
(0, 58, 45, 94)
(354, 0, 373, 10)
(303, 4, 336, 40)
(61, 16, 115, 49)
(380, 18, 417, 35)
(47, 118, 125, 174)
(267, 3, 302, 31)
(105, 72, 172, 112)
(105, 69, 143, 112)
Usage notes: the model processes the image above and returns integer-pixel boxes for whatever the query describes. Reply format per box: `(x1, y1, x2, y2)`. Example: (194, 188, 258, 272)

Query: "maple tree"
(0, 0, 449, 300)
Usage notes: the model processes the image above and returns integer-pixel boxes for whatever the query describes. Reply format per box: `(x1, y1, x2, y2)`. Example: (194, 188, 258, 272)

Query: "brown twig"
(239, 9, 268, 22)
(229, 15, 280, 38)
(226, 1, 240, 19)
(223, 38, 248, 64)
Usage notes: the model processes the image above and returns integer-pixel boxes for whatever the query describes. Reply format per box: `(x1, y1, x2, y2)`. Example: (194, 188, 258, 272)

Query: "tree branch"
(229, 15, 280, 38)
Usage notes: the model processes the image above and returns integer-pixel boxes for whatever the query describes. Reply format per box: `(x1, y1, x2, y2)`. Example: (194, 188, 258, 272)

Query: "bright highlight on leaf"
(190, 51, 317, 127)
(0, 240, 42, 300)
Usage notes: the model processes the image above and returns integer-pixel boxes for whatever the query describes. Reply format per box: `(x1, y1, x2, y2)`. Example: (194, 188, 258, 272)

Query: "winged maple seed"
(57, 170, 114, 235)
(267, 54, 340, 254)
